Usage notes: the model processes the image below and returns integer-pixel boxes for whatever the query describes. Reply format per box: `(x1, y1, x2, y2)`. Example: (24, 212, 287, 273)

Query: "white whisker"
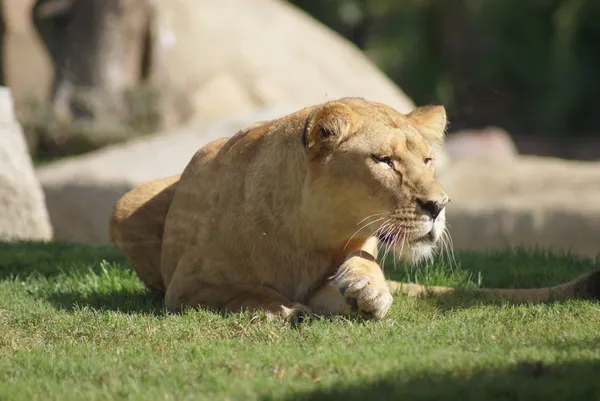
(391, 227, 404, 271)
(343, 216, 388, 250)
(398, 231, 407, 259)
(356, 211, 391, 226)
(373, 220, 393, 242)
(380, 225, 397, 266)
(442, 228, 458, 270)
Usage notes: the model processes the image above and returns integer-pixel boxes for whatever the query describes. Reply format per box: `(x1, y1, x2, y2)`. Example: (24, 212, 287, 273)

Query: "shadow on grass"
(0, 240, 126, 280)
(406, 291, 574, 312)
(0, 241, 167, 315)
(45, 289, 166, 315)
(434, 247, 599, 289)
(393, 276, 600, 312)
(275, 359, 600, 401)
(400, 290, 521, 310)
(385, 246, 600, 310)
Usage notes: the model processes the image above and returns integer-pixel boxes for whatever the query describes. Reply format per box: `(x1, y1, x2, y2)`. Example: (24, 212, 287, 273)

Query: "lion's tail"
(110, 175, 181, 293)
(387, 270, 600, 303)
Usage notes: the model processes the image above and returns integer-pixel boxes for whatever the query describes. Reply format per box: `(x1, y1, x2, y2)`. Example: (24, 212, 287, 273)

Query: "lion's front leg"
(326, 252, 393, 319)
(166, 282, 312, 324)
(164, 258, 311, 324)
(307, 282, 356, 317)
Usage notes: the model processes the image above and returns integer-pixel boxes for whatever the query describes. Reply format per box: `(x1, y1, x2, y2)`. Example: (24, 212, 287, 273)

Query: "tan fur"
(110, 98, 599, 322)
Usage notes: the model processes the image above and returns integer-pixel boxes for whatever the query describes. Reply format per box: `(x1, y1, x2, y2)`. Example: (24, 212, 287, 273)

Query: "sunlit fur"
(110, 97, 599, 322)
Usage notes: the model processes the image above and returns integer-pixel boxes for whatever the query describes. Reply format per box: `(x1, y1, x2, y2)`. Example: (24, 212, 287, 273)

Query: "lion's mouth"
(413, 230, 436, 243)
(377, 229, 435, 245)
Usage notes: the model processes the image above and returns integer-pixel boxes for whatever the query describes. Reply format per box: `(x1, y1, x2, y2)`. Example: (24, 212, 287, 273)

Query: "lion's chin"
(376, 239, 436, 265)
(384, 236, 437, 265)
(403, 241, 437, 264)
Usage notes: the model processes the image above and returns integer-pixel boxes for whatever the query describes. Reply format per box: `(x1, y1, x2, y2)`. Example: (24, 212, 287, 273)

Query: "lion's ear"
(407, 105, 447, 144)
(302, 102, 357, 157)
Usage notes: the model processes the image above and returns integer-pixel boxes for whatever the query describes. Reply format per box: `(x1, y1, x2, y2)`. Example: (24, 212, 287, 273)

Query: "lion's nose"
(416, 196, 450, 219)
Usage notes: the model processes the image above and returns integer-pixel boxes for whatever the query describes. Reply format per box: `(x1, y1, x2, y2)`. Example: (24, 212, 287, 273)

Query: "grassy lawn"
(1, 241, 599, 400)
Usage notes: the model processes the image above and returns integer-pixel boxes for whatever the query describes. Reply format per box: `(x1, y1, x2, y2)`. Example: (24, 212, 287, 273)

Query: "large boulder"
(0, 87, 52, 241)
(440, 157, 600, 258)
(148, 0, 415, 126)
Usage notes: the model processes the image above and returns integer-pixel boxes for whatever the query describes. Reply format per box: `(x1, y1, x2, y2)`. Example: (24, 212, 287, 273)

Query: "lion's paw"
(279, 303, 313, 327)
(345, 280, 393, 319)
(332, 271, 393, 319)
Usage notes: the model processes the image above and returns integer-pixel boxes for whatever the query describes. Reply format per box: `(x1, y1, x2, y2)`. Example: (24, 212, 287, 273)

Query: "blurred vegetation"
(288, 0, 600, 136)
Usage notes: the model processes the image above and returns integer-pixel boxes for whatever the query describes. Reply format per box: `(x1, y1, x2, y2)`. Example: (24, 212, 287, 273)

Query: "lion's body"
(111, 98, 599, 321)
(160, 119, 340, 305)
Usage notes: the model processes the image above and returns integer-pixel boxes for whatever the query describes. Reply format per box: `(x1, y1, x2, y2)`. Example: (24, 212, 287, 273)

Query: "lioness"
(110, 97, 599, 322)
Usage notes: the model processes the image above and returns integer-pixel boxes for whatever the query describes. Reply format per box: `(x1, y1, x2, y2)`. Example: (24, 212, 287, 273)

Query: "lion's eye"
(373, 155, 395, 169)
(424, 157, 433, 167)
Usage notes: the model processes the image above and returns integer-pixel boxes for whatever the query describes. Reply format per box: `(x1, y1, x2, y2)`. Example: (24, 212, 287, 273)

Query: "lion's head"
(299, 97, 450, 263)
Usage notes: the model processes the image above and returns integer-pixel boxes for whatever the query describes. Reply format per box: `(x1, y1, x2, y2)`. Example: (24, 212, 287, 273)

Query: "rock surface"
(445, 126, 518, 161)
(0, 87, 53, 241)
(440, 157, 600, 258)
(149, 0, 415, 126)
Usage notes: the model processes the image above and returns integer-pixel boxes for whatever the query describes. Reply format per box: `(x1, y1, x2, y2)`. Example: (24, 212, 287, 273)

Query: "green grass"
(1, 241, 599, 400)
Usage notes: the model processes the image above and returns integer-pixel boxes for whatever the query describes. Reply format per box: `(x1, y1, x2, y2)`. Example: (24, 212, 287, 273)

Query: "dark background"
(288, 0, 600, 159)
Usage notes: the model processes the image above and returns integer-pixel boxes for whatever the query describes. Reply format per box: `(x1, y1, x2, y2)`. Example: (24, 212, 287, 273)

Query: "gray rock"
(445, 126, 518, 161)
(440, 157, 600, 258)
(0, 87, 53, 241)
